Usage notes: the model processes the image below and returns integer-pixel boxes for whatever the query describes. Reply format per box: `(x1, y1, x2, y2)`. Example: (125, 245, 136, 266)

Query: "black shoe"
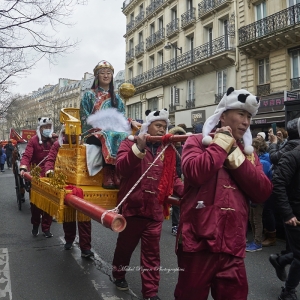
(144, 296, 161, 300)
(270, 254, 287, 281)
(43, 231, 53, 238)
(81, 249, 94, 258)
(114, 278, 129, 291)
(64, 242, 73, 250)
(31, 226, 39, 237)
(278, 287, 297, 300)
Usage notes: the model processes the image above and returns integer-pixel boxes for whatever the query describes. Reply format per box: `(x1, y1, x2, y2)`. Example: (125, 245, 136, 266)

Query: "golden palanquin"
(30, 107, 119, 223)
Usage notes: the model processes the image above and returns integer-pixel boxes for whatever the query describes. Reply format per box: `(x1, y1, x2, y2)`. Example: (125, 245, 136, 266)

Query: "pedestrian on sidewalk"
(270, 117, 300, 300)
(112, 109, 184, 300)
(246, 138, 272, 252)
(44, 125, 94, 259)
(174, 87, 272, 300)
(4, 140, 14, 169)
(0, 148, 6, 172)
(20, 117, 54, 238)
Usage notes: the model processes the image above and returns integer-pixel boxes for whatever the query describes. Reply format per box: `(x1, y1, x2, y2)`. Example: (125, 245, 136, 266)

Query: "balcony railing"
(135, 11, 145, 26)
(198, 0, 227, 18)
(186, 99, 195, 109)
(257, 83, 270, 96)
(167, 18, 179, 36)
(122, 0, 133, 10)
(127, 34, 233, 88)
(215, 93, 223, 104)
(146, 28, 165, 49)
(146, 0, 165, 16)
(126, 19, 135, 33)
(239, 3, 300, 44)
(291, 77, 300, 90)
(181, 8, 196, 28)
(135, 42, 144, 57)
(126, 48, 134, 63)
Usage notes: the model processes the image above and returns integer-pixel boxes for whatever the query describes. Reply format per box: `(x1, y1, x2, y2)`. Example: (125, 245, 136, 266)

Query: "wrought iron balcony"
(126, 48, 134, 63)
(127, 34, 233, 88)
(135, 42, 144, 57)
(198, 0, 228, 18)
(186, 99, 195, 109)
(167, 18, 179, 37)
(181, 8, 196, 28)
(215, 93, 223, 104)
(126, 19, 135, 33)
(146, 0, 165, 16)
(146, 28, 165, 50)
(291, 77, 300, 90)
(135, 11, 145, 26)
(239, 3, 300, 44)
(257, 83, 270, 97)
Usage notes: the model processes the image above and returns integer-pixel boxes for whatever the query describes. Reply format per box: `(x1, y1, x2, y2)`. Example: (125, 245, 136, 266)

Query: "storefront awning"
(251, 112, 285, 125)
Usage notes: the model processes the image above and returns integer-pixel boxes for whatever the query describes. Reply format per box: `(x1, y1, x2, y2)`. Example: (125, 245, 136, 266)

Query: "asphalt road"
(0, 169, 290, 300)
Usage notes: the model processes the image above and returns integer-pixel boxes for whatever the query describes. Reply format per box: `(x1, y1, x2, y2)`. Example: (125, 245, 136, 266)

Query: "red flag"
(9, 128, 26, 142)
(21, 129, 36, 141)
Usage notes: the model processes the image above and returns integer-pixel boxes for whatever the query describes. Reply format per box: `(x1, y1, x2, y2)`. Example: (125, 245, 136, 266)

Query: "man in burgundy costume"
(44, 126, 94, 258)
(174, 87, 273, 300)
(112, 109, 184, 300)
(20, 117, 54, 238)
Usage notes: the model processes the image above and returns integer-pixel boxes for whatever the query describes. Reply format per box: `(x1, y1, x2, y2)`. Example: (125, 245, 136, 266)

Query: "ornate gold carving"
(30, 164, 41, 181)
(48, 171, 67, 189)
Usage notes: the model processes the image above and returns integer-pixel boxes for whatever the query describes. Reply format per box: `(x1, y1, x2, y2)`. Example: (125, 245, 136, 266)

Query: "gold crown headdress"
(93, 60, 114, 76)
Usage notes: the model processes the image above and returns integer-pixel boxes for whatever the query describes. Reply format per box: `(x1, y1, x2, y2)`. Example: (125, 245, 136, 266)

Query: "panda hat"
(202, 87, 260, 155)
(36, 117, 53, 144)
(140, 109, 170, 135)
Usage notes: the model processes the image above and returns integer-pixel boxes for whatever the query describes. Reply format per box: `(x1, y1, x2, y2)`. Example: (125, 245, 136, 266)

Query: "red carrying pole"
(23, 172, 126, 232)
(129, 134, 192, 143)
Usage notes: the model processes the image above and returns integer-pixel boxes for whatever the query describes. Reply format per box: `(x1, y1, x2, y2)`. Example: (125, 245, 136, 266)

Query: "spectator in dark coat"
(4, 141, 14, 169)
(270, 117, 300, 300)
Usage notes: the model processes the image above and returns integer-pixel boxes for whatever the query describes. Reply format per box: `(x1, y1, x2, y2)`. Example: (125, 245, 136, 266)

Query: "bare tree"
(0, 0, 86, 87)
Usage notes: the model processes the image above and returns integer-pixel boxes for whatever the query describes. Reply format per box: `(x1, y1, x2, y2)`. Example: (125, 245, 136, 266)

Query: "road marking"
(0, 248, 12, 299)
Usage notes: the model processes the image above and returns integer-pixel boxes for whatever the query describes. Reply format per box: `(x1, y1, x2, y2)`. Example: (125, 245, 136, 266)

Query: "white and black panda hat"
(202, 87, 260, 155)
(140, 109, 170, 135)
(36, 117, 53, 144)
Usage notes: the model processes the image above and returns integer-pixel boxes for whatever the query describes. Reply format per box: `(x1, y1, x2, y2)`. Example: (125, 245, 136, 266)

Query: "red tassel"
(65, 185, 84, 199)
(157, 134, 176, 217)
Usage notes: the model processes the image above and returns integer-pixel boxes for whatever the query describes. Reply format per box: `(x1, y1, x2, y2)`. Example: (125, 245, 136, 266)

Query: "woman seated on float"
(80, 60, 140, 189)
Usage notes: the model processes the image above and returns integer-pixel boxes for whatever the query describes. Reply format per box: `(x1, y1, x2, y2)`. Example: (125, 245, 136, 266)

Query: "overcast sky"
(10, 0, 126, 95)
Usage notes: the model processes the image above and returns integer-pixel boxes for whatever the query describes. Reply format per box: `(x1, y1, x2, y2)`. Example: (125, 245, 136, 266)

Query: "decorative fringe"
(157, 134, 176, 217)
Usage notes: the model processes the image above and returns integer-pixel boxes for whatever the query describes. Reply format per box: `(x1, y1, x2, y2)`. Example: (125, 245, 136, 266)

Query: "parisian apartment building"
(122, 0, 300, 133)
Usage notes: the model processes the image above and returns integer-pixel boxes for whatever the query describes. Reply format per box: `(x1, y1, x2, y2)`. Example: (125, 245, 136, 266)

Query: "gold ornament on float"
(119, 83, 136, 102)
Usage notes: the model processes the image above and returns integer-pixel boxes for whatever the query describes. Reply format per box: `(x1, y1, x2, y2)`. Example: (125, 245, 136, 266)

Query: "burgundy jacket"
(20, 135, 53, 176)
(44, 141, 60, 174)
(116, 139, 184, 222)
(179, 133, 272, 258)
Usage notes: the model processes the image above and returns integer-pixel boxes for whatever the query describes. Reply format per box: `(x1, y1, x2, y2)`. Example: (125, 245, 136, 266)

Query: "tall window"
(187, 79, 195, 101)
(129, 39, 134, 51)
(158, 17, 163, 29)
(170, 85, 176, 105)
(217, 70, 227, 95)
(171, 7, 177, 19)
(139, 3, 143, 12)
(138, 62, 143, 75)
(256, 1, 267, 36)
(158, 51, 163, 65)
(138, 31, 143, 43)
(148, 97, 158, 111)
(150, 23, 155, 35)
(220, 19, 229, 48)
(258, 58, 270, 84)
(187, 0, 193, 10)
(291, 49, 300, 78)
(128, 67, 133, 80)
(128, 102, 142, 120)
(149, 55, 155, 69)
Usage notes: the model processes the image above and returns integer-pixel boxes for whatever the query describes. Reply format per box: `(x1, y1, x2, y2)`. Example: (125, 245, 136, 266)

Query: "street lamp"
(164, 42, 182, 54)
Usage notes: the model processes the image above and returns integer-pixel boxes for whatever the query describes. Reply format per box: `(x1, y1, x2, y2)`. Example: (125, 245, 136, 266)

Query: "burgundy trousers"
(63, 221, 91, 251)
(112, 216, 162, 298)
(174, 245, 248, 300)
(30, 203, 52, 232)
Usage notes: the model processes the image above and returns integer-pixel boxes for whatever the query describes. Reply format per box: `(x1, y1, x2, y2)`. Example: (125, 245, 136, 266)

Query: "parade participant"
(20, 117, 54, 237)
(174, 87, 272, 300)
(168, 125, 186, 236)
(4, 140, 14, 169)
(270, 117, 300, 300)
(112, 109, 184, 300)
(0, 148, 6, 172)
(80, 60, 140, 189)
(44, 126, 94, 258)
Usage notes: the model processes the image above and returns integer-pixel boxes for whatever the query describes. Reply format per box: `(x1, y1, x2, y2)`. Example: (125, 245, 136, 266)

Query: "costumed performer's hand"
(215, 126, 237, 147)
(20, 170, 25, 177)
(136, 133, 149, 152)
(285, 216, 298, 227)
(131, 120, 142, 130)
(269, 133, 278, 144)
